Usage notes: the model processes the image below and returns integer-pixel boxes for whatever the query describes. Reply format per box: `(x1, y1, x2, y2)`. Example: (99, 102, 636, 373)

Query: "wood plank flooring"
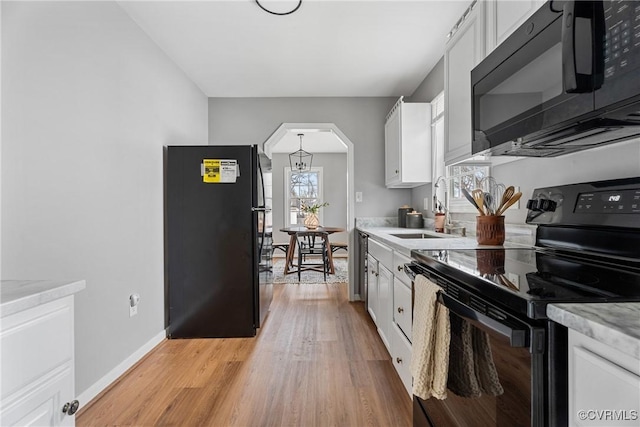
(77, 283, 412, 426)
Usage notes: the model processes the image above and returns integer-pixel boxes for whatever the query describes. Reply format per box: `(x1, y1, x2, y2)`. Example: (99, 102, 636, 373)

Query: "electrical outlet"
(424, 197, 429, 210)
(129, 293, 140, 317)
(355, 192, 363, 203)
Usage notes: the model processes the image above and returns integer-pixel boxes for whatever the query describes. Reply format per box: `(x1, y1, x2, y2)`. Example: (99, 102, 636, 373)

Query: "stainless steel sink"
(390, 233, 444, 239)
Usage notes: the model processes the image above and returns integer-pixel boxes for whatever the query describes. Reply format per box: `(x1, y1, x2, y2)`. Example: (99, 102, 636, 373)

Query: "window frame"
(283, 167, 324, 227)
(447, 162, 491, 213)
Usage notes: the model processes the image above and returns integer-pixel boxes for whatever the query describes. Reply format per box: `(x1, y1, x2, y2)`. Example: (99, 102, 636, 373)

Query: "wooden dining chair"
(295, 231, 330, 281)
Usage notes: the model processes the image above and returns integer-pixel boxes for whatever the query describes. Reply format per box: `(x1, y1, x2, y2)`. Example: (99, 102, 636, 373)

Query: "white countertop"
(358, 226, 530, 257)
(547, 303, 640, 360)
(1, 280, 86, 317)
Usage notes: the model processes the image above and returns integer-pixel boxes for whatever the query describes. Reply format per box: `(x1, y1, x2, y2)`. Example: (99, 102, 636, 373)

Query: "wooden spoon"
(471, 189, 485, 215)
(462, 188, 484, 215)
(497, 186, 515, 214)
(496, 192, 522, 216)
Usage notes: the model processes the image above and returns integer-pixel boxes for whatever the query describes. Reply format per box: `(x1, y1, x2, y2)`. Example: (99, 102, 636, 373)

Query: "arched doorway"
(263, 123, 357, 301)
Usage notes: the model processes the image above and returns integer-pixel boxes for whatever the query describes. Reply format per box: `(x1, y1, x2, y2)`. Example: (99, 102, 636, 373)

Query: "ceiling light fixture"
(289, 133, 313, 172)
(255, 0, 302, 16)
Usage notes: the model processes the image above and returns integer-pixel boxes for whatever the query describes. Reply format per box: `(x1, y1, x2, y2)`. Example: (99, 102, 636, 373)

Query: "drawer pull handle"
(375, 272, 379, 277)
(397, 307, 404, 314)
(396, 357, 403, 364)
(62, 400, 80, 416)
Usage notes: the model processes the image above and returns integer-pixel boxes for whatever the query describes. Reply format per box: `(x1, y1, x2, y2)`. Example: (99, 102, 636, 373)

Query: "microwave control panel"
(603, 1, 640, 79)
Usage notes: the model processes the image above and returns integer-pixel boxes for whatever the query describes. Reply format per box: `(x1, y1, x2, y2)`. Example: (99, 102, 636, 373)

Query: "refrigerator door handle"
(251, 207, 272, 212)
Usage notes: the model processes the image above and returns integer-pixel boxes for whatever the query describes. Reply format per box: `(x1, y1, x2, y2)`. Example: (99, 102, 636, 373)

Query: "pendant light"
(289, 133, 313, 172)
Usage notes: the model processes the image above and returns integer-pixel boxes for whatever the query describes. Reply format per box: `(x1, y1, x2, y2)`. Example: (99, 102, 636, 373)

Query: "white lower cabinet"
(376, 264, 393, 351)
(0, 296, 77, 426)
(366, 238, 414, 396)
(569, 329, 640, 426)
(391, 322, 413, 396)
(393, 277, 412, 339)
(367, 254, 379, 324)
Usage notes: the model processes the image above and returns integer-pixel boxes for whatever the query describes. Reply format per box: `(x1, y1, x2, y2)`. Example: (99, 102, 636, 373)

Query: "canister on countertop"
(406, 211, 424, 228)
(398, 205, 413, 228)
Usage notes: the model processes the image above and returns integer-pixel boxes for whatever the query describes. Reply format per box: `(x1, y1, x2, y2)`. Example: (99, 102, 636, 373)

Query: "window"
(430, 90, 490, 213)
(448, 163, 490, 212)
(284, 167, 323, 226)
(431, 92, 445, 184)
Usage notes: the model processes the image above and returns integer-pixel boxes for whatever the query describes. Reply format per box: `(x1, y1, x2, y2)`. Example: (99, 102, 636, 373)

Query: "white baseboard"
(77, 330, 166, 407)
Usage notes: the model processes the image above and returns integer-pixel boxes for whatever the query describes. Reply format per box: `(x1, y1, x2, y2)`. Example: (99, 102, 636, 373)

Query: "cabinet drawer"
(1, 297, 74, 400)
(393, 278, 412, 342)
(393, 251, 413, 287)
(368, 239, 392, 270)
(391, 322, 412, 396)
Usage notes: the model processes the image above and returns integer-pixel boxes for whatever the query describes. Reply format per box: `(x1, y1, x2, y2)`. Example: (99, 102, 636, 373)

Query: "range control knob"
(527, 199, 557, 212)
(540, 199, 557, 212)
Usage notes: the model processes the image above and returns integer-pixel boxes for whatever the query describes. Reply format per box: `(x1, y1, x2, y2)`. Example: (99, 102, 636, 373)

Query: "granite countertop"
(1, 280, 86, 317)
(358, 226, 530, 257)
(548, 303, 640, 360)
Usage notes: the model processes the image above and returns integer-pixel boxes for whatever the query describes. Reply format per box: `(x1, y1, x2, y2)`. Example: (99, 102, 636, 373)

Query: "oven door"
(472, 1, 601, 155)
(416, 293, 545, 427)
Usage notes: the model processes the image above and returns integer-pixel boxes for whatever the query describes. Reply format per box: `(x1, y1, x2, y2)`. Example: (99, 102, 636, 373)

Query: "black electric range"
(408, 177, 640, 427)
(410, 246, 640, 321)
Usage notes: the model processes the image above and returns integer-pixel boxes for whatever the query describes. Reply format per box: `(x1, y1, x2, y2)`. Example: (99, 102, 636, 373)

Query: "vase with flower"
(301, 201, 329, 229)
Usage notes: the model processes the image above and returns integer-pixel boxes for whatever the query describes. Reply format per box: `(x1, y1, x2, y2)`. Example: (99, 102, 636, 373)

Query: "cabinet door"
(393, 277, 412, 341)
(444, 0, 485, 165)
(391, 322, 413, 396)
(1, 366, 74, 427)
(377, 263, 393, 352)
(367, 255, 379, 324)
(486, 0, 545, 52)
(385, 105, 401, 186)
(569, 330, 640, 427)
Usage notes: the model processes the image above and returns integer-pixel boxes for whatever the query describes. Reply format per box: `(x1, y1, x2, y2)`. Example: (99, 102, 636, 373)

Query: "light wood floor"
(77, 283, 412, 426)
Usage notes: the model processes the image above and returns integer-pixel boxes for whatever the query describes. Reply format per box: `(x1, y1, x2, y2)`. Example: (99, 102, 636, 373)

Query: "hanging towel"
(447, 314, 481, 398)
(447, 318, 504, 398)
(472, 328, 504, 397)
(411, 274, 450, 400)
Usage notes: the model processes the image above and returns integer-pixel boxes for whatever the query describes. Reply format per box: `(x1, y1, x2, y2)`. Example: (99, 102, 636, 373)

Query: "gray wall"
(208, 97, 412, 218)
(491, 139, 640, 224)
(407, 57, 445, 217)
(2, 1, 208, 396)
(271, 153, 348, 245)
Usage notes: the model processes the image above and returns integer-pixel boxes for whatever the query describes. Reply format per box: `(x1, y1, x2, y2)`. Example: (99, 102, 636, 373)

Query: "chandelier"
(289, 133, 313, 172)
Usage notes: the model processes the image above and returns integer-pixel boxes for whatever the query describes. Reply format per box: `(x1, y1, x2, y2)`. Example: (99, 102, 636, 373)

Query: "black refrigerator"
(165, 145, 273, 338)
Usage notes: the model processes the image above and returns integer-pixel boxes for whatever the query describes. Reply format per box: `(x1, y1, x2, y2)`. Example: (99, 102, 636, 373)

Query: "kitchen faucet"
(433, 175, 449, 225)
(434, 175, 466, 236)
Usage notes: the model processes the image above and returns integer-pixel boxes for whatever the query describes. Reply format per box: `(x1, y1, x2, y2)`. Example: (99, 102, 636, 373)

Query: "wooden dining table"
(279, 226, 345, 275)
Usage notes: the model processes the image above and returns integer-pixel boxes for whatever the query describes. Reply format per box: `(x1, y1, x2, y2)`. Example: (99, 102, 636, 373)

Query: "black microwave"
(472, 0, 640, 157)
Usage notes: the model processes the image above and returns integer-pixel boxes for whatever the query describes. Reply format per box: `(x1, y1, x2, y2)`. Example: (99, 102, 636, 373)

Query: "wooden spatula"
(496, 192, 522, 216)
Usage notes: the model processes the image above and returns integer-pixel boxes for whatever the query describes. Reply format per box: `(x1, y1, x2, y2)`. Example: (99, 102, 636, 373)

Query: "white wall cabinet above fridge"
(444, 0, 545, 166)
(385, 96, 432, 188)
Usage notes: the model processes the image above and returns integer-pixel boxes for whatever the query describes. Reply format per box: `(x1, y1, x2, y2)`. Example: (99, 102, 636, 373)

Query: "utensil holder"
(476, 215, 505, 245)
(476, 249, 505, 275)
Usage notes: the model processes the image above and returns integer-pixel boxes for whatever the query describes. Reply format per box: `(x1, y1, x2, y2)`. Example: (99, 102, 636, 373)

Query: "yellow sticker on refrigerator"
(203, 159, 237, 183)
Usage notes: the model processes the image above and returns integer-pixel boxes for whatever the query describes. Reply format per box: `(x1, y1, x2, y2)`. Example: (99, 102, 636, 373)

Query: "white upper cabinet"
(485, 0, 546, 51)
(443, 0, 545, 166)
(444, 0, 486, 166)
(385, 97, 432, 188)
